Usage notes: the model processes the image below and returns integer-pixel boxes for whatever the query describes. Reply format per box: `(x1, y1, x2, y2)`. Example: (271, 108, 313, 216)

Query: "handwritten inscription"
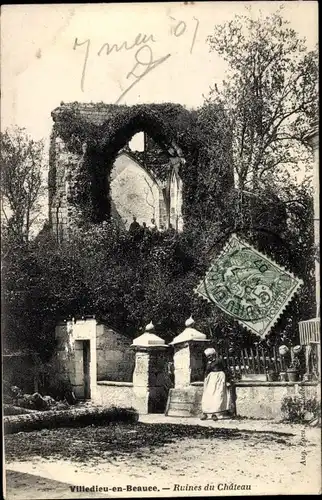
(170, 16, 200, 53)
(73, 17, 200, 102)
(116, 46, 171, 104)
(97, 33, 156, 57)
(73, 33, 156, 93)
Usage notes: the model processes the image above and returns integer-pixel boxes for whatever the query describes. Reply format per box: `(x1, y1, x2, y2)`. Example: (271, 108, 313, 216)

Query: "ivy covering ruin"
(50, 101, 234, 228)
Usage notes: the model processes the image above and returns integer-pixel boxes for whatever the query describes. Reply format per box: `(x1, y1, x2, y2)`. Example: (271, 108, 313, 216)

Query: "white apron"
(201, 371, 232, 414)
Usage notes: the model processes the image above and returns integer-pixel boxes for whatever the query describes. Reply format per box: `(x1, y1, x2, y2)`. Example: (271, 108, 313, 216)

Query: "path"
(139, 414, 320, 440)
(5, 416, 321, 498)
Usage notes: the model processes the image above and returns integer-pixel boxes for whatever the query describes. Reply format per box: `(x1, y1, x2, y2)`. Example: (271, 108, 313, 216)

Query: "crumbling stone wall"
(49, 134, 81, 241)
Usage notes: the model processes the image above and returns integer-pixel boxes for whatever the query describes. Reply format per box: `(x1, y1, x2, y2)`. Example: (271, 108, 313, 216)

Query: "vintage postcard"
(1, 1, 320, 498)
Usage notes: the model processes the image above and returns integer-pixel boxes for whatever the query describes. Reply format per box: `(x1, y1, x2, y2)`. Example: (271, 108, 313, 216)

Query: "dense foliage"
(2, 181, 314, 360)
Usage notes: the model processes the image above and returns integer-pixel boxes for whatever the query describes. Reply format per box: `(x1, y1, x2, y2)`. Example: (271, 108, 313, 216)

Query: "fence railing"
(215, 345, 289, 378)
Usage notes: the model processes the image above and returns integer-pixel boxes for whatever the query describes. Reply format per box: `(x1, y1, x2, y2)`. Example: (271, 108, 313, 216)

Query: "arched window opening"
(110, 153, 160, 230)
(128, 132, 145, 152)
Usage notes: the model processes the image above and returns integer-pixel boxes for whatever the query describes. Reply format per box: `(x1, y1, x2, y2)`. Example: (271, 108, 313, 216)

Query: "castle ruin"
(48, 102, 186, 239)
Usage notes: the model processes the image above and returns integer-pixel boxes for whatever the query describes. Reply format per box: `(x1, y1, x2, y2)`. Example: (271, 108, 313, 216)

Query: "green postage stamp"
(194, 234, 303, 338)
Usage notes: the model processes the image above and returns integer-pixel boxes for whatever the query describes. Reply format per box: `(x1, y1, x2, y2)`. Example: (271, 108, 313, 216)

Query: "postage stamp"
(194, 234, 303, 338)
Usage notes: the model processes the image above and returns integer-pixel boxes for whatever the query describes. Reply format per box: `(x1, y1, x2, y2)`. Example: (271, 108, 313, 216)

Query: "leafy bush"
(304, 397, 321, 419)
(281, 395, 320, 423)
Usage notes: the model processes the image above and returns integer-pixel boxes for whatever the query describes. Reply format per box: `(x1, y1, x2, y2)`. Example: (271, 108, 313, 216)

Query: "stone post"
(170, 317, 210, 387)
(131, 322, 169, 414)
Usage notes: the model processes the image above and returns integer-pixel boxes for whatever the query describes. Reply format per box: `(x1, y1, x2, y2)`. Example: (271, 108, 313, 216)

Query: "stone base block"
(132, 386, 149, 414)
(93, 382, 134, 408)
(166, 386, 202, 417)
(133, 385, 170, 414)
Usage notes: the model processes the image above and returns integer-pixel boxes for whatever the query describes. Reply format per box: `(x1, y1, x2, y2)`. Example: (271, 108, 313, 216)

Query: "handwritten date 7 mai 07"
(73, 17, 200, 103)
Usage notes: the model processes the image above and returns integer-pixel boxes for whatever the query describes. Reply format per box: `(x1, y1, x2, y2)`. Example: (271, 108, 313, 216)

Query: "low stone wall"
(167, 382, 320, 420)
(235, 381, 320, 420)
(94, 381, 135, 409)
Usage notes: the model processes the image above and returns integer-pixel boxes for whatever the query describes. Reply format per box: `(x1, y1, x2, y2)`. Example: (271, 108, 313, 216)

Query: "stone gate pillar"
(170, 317, 210, 387)
(131, 322, 170, 414)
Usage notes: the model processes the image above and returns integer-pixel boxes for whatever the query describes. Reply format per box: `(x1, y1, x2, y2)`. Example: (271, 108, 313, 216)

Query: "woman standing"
(200, 347, 235, 421)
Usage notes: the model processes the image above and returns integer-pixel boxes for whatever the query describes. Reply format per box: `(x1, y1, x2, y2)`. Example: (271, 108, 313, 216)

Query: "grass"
(5, 421, 295, 465)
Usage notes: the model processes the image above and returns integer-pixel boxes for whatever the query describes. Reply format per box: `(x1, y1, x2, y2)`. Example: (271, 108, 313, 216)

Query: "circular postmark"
(198, 226, 302, 330)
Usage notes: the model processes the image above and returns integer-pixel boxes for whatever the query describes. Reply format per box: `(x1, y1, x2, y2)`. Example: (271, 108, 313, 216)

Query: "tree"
(206, 7, 318, 192)
(203, 8, 318, 347)
(1, 127, 46, 242)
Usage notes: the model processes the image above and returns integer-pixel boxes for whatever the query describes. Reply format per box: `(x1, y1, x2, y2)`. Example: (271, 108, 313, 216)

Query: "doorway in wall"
(74, 340, 91, 399)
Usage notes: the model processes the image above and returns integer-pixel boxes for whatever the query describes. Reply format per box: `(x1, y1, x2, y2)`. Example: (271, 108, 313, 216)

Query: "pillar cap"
(170, 317, 208, 345)
(145, 321, 154, 332)
(132, 332, 167, 347)
(185, 315, 195, 327)
(132, 322, 167, 347)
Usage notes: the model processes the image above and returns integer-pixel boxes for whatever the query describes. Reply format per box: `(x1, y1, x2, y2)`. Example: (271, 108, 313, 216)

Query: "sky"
(1, 1, 318, 147)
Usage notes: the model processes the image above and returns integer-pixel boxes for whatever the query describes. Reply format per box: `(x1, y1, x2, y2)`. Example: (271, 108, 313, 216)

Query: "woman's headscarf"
(204, 347, 216, 358)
